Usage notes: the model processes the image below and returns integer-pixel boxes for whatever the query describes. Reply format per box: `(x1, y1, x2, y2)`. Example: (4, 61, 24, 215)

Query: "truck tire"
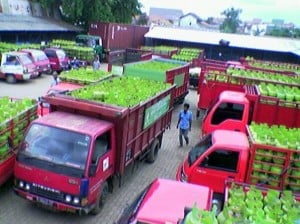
(91, 181, 109, 215)
(6, 74, 17, 83)
(146, 139, 160, 163)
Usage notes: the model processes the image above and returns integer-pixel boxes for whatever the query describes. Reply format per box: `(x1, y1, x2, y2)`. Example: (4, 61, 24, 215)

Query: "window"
(200, 150, 239, 172)
(92, 132, 111, 164)
(44, 50, 56, 58)
(211, 102, 244, 125)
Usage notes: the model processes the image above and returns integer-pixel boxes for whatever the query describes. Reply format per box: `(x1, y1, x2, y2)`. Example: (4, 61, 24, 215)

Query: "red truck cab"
(44, 48, 70, 73)
(117, 178, 213, 224)
(202, 91, 250, 135)
(14, 111, 116, 214)
(202, 87, 300, 135)
(20, 49, 51, 76)
(176, 130, 249, 194)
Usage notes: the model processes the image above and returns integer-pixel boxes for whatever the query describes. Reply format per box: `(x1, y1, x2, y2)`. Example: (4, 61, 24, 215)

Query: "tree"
(219, 7, 242, 33)
(111, 0, 142, 24)
(32, 0, 142, 31)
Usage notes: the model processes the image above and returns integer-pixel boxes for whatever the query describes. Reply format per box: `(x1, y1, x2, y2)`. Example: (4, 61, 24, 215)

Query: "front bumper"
(14, 187, 91, 215)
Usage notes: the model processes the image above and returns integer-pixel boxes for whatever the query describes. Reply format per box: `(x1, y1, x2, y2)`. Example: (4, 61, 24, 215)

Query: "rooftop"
(0, 13, 82, 32)
(145, 26, 300, 56)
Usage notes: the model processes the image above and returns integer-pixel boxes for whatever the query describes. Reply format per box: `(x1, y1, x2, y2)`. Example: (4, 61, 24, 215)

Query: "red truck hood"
(136, 179, 212, 224)
(14, 161, 81, 195)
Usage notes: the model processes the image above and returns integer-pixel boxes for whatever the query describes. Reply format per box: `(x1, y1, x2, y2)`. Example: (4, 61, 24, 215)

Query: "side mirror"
(89, 164, 97, 177)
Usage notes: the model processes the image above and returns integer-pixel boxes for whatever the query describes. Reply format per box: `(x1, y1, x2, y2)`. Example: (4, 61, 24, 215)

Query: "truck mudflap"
(0, 153, 16, 186)
(13, 188, 92, 215)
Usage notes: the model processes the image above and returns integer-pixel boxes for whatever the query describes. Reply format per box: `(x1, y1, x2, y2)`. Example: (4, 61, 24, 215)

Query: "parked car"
(0, 51, 38, 83)
(20, 49, 51, 76)
(43, 48, 70, 73)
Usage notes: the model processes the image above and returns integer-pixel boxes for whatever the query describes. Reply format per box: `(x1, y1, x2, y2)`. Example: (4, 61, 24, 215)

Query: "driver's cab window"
(200, 149, 239, 172)
(92, 131, 111, 164)
(211, 102, 244, 125)
(5, 56, 19, 65)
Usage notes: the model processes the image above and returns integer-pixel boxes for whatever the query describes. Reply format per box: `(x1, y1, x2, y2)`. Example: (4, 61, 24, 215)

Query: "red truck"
(0, 97, 37, 185)
(196, 59, 299, 116)
(201, 86, 300, 135)
(123, 58, 190, 104)
(117, 178, 213, 224)
(179, 179, 300, 223)
(176, 129, 300, 204)
(13, 80, 175, 214)
(43, 48, 70, 73)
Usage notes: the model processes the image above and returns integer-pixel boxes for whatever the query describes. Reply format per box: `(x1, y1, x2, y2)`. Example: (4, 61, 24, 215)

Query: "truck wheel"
(6, 75, 16, 83)
(146, 139, 160, 163)
(91, 181, 109, 215)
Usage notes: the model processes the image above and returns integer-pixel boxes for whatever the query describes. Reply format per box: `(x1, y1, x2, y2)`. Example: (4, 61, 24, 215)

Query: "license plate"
(37, 197, 53, 206)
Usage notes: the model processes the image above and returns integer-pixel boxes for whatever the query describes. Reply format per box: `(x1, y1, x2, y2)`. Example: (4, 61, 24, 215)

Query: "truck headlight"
(73, 197, 80, 204)
(65, 195, 72, 203)
(19, 181, 25, 188)
(180, 168, 188, 182)
(25, 183, 30, 191)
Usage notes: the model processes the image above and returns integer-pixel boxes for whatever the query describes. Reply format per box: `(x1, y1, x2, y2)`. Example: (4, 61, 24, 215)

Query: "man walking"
(176, 103, 192, 147)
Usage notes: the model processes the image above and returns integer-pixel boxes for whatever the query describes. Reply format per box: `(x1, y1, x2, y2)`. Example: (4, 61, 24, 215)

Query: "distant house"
(149, 7, 183, 26)
(179, 13, 202, 28)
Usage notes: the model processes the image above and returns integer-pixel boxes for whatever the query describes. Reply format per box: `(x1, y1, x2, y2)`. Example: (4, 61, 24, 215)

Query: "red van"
(43, 48, 70, 73)
(20, 49, 51, 76)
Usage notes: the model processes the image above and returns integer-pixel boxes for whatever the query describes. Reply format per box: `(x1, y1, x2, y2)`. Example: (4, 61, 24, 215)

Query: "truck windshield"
(17, 124, 91, 178)
(18, 54, 33, 65)
(56, 49, 66, 59)
(75, 37, 98, 47)
(188, 134, 212, 166)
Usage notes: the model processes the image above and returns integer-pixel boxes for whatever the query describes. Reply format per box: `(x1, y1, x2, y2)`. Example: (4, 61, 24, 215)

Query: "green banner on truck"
(143, 94, 171, 129)
(174, 73, 185, 88)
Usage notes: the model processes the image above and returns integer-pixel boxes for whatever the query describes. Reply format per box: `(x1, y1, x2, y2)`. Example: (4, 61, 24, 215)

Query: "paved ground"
(0, 69, 202, 224)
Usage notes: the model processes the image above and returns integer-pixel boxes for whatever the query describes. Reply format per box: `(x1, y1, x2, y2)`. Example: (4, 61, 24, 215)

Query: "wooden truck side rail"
(245, 125, 300, 196)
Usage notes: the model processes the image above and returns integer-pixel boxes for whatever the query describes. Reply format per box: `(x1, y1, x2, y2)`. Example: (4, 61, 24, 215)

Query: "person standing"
(50, 72, 60, 87)
(92, 55, 101, 71)
(176, 103, 192, 147)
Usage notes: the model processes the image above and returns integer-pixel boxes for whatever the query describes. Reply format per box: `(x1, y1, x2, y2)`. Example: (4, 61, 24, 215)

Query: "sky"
(139, 0, 300, 26)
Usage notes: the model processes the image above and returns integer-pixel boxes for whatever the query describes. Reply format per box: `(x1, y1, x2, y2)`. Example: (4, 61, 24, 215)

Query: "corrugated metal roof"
(145, 26, 300, 56)
(0, 14, 82, 32)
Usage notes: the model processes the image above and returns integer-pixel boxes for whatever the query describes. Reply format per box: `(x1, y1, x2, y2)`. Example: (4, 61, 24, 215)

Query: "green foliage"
(219, 7, 242, 33)
(111, 0, 142, 23)
(59, 68, 112, 84)
(171, 48, 204, 62)
(70, 76, 171, 107)
(266, 27, 293, 38)
(32, 0, 142, 31)
(218, 184, 300, 223)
